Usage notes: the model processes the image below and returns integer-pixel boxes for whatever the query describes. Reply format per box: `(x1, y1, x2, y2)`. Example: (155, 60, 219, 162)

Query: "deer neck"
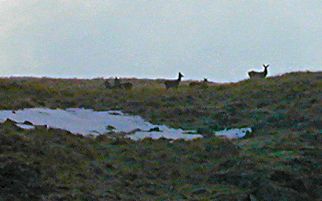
(263, 68, 268, 76)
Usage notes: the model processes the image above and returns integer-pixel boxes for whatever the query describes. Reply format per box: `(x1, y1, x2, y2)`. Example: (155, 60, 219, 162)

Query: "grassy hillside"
(0, 71, 321, 132)
(0, 71, 321, 201)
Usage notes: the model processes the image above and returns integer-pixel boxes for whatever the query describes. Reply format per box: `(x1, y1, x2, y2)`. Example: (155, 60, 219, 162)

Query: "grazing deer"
(104, 80, 113, 89)
(189, 78, 208, 88)
(113, 77, 133, 90)
(248, 64, 269, 79)
(164, 72, 184, 89)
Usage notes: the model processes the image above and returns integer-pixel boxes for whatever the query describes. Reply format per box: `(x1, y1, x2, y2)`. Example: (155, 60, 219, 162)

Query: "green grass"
(0, 71, 321, 200)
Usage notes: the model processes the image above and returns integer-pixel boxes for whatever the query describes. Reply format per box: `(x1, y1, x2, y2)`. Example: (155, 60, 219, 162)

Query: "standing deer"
(189, 78, 208, 88)
(248, 64, 269, 79)
(114, 77, 121, 88)
(164, 72, 184, 89)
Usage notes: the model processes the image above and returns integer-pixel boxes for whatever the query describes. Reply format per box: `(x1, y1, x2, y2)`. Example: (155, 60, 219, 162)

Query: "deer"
(104, 80, 113, 89)
(164, 72, 184, 89)
(113, 77, 133, 90)
(114, 77, 121, 88)
(248, 64, 269, 79)
(189, 78, 208, 88)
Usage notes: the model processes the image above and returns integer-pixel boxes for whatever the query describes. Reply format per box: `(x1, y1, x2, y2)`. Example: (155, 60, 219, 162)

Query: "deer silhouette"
(248, 64, 269, 79)
(104, 80, 113, 89)
(189, 78, 208, 88)
(114, 77, 121, 88)
(164, 72, 184, 89)
(112, 77, 133, 89)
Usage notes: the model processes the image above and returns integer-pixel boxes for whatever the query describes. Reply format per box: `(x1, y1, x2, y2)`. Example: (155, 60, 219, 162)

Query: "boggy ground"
(0, 71, 321, 200)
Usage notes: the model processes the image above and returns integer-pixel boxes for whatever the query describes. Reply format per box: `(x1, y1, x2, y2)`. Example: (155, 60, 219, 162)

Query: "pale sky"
(0, 0, 321, 82)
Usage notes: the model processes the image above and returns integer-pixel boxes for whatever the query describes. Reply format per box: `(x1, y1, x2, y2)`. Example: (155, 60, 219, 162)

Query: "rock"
(149, 127, 160, 132)
(23, 121, 34, 125)
(106, 125, 116, 130)
(5, 118, 16, 123)
(109, 111, 121, 115)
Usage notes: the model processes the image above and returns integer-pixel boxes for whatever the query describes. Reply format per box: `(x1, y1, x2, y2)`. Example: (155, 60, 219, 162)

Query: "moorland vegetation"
(0, 71, 321, 200)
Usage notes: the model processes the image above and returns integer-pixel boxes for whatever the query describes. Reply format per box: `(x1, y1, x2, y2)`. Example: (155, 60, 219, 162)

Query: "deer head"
(263, 64, 269, 69)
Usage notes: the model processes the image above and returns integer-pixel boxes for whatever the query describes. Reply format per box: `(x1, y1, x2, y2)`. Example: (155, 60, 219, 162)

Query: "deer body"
(164, 72, 184, 89)
(104, 80, 113, 89)
(105, 77, 133, 89)
(248, 64, 269, 79)
(189, 78, 208, 88)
